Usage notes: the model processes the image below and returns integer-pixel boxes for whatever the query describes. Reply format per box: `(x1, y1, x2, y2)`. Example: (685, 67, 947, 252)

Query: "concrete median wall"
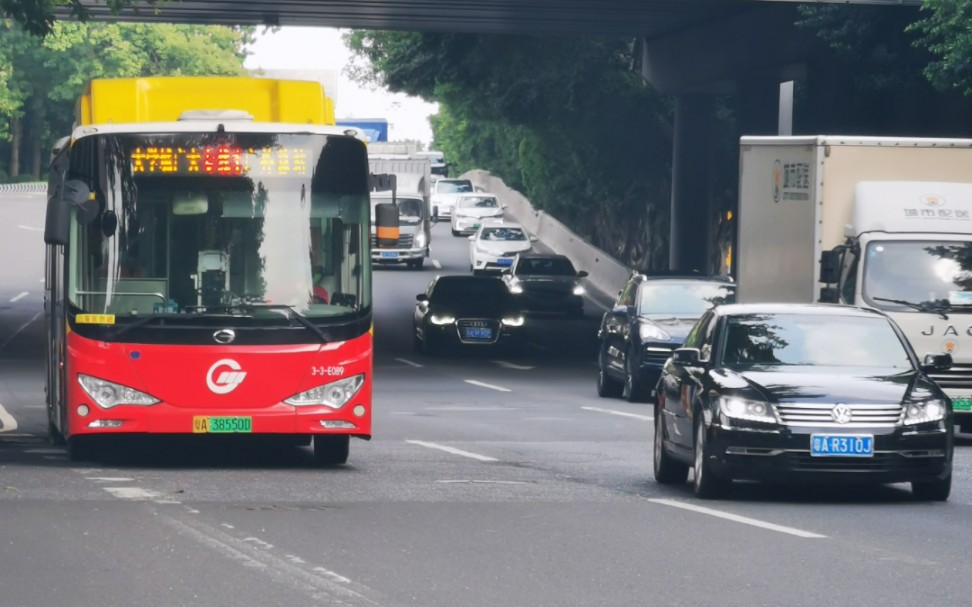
(464, 169, 630, 305)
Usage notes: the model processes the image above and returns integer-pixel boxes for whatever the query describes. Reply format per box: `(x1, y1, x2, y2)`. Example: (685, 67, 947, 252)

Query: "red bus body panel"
(63, 331, 372, 438)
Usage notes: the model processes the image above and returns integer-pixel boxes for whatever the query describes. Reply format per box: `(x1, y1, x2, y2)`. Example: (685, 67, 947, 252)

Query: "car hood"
(476, 240, 532, 255)
(454, 207, 503, 219)
(516, 275, 577, 285)
(638, 316, 697, 341)
(432, 193, 463, 206)
(428, 302, 519, 318)
(724, 368, 936, 404)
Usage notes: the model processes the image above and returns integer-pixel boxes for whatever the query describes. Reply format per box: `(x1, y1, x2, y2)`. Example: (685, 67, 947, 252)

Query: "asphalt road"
(2, 192, 972, 607)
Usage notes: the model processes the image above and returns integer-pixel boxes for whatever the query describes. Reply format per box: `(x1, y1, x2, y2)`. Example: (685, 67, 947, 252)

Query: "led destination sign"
(131, 146, 311, 177)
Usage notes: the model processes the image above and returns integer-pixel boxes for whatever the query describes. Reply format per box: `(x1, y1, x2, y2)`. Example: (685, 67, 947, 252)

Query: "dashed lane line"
(465, 379, 511, 393)
(394, 357, 423, 368)
(581, 406, 653, 422)
(648, 498, 827, 539)
(493, 360, 534, 370)
(406, 440, 499, 462)
(432, 259, 442, 269)
(10, 291, 28, 303)
(0, 310, 42, 352)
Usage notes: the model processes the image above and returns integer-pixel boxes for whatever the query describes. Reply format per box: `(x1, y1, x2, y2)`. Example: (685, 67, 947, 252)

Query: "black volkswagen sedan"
(653, 303, 954, 500)
(597, 274, 735, 402)
(414, 275, 526, 355)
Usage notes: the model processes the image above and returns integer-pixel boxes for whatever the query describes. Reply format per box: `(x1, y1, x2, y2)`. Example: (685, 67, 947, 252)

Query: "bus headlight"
(285, 374, 365, 409)
(78, 374, 160, 409)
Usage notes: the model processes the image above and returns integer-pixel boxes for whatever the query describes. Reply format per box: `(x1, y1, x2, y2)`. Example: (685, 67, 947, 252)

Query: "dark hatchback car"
(597, 274, 735, 402)
(414, 275, 526, 355)
(502, 253, 588, 317)
(653, 303, 954, 500)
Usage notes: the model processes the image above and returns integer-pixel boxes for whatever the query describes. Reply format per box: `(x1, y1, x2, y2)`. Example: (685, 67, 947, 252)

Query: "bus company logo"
(920, 194, 945, 208)
(206, 358, 247, 394)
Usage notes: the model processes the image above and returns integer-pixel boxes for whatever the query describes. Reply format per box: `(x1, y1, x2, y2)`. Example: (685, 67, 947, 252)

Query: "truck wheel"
(313, 435, 350, 466)
(408, 258, 424, 270)
(912, 473, 951, 501)
(68, 436, 101, 462)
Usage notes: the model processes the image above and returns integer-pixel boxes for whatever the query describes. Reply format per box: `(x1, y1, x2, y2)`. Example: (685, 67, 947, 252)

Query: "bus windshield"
(67, 132, 371, 321)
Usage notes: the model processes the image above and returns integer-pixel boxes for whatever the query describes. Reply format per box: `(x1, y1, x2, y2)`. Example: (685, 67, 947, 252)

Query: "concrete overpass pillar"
(669, 94, 714, 273)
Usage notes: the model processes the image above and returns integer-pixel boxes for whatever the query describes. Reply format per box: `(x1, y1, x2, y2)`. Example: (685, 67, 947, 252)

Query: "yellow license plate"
(192, 416, 252, 433)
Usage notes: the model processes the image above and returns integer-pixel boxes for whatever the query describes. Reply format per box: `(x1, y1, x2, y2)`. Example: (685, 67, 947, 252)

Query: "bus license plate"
(810, 434, 873, 457)
(380, 251, 398, 259)
(193, 416, 252, 434)
(952, 397, 972, 411)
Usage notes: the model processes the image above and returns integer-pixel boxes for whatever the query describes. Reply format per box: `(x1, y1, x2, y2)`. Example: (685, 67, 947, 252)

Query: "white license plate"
(810, 434, 874, 457)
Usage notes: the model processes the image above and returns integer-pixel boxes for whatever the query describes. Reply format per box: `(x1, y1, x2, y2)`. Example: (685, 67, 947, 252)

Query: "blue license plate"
(496, 258, 513, 266)
(380, 251, 398, 259)
(810, 434, 874, 457)
(465, 327, 493, 339)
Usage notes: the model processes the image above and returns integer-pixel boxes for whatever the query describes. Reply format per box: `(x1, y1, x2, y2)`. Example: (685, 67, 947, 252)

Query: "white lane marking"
(465, 379, 511, 392)
(436, 479, 530, 485)
(25, 448, 64, 455)
(10, 291, 28, 303)
(18, 225, 43, 232)
(85, 477, 135, 482)
(406, 440, 498, 462)
(394, 357, 423, 368)
(312, 566, 352, 584)
(0, 404, 19, 432)
(493, 360, 534, 370)
(648, 498, 827, 539)
(104, 487, 160, 500)
(581, 406, 653, 422)
(0, 310, 42, 352)
(432, 259, 442, 269)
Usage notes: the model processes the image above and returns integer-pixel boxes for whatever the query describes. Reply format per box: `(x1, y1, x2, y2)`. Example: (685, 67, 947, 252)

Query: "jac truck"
(736, 135, 972, 430)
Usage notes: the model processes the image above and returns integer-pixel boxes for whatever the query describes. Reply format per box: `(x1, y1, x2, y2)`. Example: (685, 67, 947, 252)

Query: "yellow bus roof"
(76, 77, 335, 126)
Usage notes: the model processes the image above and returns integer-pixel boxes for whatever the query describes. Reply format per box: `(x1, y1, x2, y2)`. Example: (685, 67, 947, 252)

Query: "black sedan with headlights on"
(502, 253, 588, 317)
(653, 303, 954, 501)
(414, 275, 526, 355)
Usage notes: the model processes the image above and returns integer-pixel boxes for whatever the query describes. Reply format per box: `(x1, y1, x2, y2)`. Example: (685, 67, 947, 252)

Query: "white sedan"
(451, 193, 505, 236)
(468, 221, 537, 273)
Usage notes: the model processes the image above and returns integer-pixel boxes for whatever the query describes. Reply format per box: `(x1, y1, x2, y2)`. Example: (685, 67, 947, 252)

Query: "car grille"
(775, 402, 903, 428)
(456, 318, 500, 344)
(524, 284, 572, 298)
(780, 451, 944, 472)
(370, 234, 414, 248)
(927, 364, 972, 392)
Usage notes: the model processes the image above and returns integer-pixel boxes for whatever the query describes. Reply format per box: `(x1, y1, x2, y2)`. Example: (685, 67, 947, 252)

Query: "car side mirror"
(529, 236, 538, 242)
(468, 235, 475, 241)
(577, 270, 589, 278)
(416, 293, 428, 302)
(672, 347, 702, 366)
(922, 352, 952, 373)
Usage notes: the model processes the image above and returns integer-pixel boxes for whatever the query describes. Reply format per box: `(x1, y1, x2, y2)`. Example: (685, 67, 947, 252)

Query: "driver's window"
(618, 282, 637, 307)
(683, 311, 712, 350)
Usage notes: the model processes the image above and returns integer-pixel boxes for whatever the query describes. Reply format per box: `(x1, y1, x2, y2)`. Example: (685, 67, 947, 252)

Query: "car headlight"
(430, 314, 456, 325)
(78, 374, 160, 409)
(413, 231, 427, 248)
(572, 285, 586, 296)
(902, 398, 947, 425)
(510, 284, 524, 294)
(719, 396, 777, 424)
(475, 245, 491, 254)
(285, 374, 365, 409)
(502, 315, 525, 327)
(639, 323, 672, 341)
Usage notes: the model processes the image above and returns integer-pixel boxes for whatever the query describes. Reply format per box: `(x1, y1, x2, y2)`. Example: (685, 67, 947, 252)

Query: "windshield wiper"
(241, 303, 328, 342)
(111, 314, 173, 339)
(873, 297, 950, 320)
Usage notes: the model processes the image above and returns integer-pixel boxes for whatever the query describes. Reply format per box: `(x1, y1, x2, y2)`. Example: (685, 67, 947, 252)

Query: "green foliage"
(347, 30, 676, 270)
(908, 0, 972, 96)
(0, 19, 251, 177)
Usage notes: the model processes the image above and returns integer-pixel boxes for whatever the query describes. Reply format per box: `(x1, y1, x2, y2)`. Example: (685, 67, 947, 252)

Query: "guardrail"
(464, 169, 630, 306)
(0, 183, 46, 193)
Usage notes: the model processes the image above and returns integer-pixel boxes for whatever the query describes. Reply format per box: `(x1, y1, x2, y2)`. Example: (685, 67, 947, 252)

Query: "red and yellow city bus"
(43, 77, 383, 465)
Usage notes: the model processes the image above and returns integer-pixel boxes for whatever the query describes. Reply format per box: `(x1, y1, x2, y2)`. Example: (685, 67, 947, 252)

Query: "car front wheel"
(653, 404, 689, 484)
(596, 346, 623, 398)
(693, 419, 729, 499)
(912, 473, 951, 501)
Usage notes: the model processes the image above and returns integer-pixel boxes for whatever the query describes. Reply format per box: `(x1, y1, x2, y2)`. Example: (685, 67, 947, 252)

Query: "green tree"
(1, 0, 162, 37)
(908, 0, 972, 96)
(0, 20, 251, 179)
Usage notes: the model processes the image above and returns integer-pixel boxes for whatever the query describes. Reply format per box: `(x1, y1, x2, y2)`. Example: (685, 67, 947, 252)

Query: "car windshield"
(518, 257, 576, 276)
(637, 282, 735, 317)
(431, 278, 510, 305)
(481, 226, 526, 241)
(720, 313, 914, 369)
(436, 180, 473, 194)
(458, 196, 498, 209)
(370, 196, 424, 225)
(862, 240, 972, 310)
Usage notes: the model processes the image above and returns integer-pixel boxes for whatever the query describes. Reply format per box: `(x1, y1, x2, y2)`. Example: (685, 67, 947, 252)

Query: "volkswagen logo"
(213, 329, 236, 344)
(831, 403, 853, 424)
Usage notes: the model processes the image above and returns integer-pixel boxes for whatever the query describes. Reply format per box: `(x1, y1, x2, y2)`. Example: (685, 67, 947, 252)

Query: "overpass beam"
(669, 94, 714, 274)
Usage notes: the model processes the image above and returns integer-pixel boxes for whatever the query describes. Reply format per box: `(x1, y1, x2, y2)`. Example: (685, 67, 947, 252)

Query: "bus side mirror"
(819, 248, 842, 284)
(45, 179, 94, 245)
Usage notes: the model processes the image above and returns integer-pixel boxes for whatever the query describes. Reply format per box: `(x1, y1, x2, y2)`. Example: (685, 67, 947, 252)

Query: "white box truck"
(736, 135, 972, 429)
(367, 154, 434, 269)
